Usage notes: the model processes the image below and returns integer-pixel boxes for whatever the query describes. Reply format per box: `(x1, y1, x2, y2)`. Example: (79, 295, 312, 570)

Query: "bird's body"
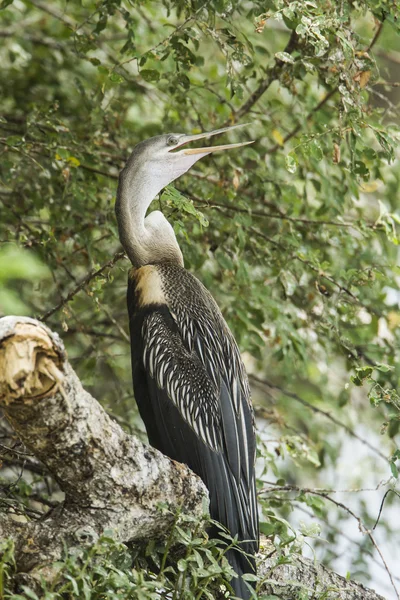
(116, 126, 258, 598)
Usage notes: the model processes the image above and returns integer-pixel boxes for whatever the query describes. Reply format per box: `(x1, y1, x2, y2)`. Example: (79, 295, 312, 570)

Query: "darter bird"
(115, 124, 259, 599)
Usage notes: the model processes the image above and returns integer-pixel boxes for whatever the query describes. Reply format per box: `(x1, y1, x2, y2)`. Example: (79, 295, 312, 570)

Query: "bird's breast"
(129, 265, 166, 308)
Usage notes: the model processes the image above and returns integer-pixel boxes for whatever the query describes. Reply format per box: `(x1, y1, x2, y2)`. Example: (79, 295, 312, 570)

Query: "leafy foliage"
(0, 516, 241, 600)
(1, 0, 400, 598)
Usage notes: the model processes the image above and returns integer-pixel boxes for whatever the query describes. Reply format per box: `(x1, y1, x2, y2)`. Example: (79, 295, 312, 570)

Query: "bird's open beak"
(175, 123, 253, 155)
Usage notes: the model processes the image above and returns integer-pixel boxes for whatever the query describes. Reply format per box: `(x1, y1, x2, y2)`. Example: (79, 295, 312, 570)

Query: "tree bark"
(0, 316, 387, 599)
(259, 549, 386, 600)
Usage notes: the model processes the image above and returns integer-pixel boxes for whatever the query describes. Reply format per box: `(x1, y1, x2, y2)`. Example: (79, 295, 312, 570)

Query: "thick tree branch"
(258, 551, 386, 600)
(0, 316, 207, 575)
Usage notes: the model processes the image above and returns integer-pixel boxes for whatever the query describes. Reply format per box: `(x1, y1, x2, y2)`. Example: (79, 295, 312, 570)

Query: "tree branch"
(250, 374, 389, 463)
(0, 316, 207, 576)
(267, 86, 338, 154)
(258, 551, 386, 600)
(265, 19, 385, 154)
(40, 251, 126, 321)
(223, 30, 299, 125)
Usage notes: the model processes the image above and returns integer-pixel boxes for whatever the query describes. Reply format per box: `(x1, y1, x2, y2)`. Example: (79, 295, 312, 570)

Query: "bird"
(115, 124, 259, 599)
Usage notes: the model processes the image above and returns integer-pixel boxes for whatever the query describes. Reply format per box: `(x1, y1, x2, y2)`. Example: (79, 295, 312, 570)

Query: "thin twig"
(295, 502, 400, 584)
(249, 227, 365, 307)
(40, 251, 126, 322)
(183, 189, 359, 229)
(1, 456, 48, 477)
(224, 30, 299, 125)
(373, 489, 400, 530)
(261, 479, 390, 496)
(98, 303, 130, 343)
(80, 163, 119, 179)
(250, 374, 389, 463)
(366, 20, 384, 52)
(267, 87, 338, 154)
(28, 0, 75, 28)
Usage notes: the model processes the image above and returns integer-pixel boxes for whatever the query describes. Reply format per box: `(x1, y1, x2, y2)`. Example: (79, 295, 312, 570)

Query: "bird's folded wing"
(142, 310, 222, 451)
(141, 308, 258, 547)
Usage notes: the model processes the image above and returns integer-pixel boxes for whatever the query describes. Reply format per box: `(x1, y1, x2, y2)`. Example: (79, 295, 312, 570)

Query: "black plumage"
(128, 262, 259, 598)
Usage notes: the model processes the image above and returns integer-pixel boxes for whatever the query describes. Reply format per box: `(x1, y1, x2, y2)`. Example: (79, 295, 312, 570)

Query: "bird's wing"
(140, 302, 258, 549)
(142, 309, 222, 451)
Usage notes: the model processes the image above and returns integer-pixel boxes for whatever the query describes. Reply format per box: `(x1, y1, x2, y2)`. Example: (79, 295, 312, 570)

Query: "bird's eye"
(167, 136, 178, 147)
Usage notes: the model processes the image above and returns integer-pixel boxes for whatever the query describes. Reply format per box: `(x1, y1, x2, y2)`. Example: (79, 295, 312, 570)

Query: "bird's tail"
(225, 547, 256, 599)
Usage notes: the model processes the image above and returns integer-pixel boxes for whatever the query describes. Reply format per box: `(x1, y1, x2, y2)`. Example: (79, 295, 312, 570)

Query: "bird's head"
(116, 123, 253, 267)
(122, 123, 253, 188)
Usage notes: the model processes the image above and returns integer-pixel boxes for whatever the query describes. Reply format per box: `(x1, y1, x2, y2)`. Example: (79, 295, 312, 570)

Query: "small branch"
(366, 20, 384, 52)
(373, 489, 400, 530)
(1, 455, 49, 477)
(250, 374, 389, 463)
(80, 163, 119, 179)
(0, 29, 64, 49)
(40, 251, 126, 322)
(224, 30, 299, 125)
(267, 87, 338, 154)
(182, 188, 359, 229)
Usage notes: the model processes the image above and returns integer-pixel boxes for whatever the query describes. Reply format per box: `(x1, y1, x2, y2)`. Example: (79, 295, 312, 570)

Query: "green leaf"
(162, 186, 209, 227)
(177, 558, 187, 572)
(275, 51, 295, 64)
(390, 461, 398, 479)
(6, 135, 23, 146)
(140, 69, 160, 82)
(20, 587, 39, 600)
(375, 131, 395, 161)
(375, 363, 394, 373)
(259, 521, 277, 536)
(242, 572, 258, 581)
(309, 139, 323, 161)
(109, 72, 124, 83)
(285, 152, 298, 173)
(279, 270, 297, 296)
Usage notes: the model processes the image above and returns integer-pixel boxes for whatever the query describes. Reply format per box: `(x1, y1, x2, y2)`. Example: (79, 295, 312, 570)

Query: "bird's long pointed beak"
(175, 123, 254, 155)
(183, 140, 254, 155)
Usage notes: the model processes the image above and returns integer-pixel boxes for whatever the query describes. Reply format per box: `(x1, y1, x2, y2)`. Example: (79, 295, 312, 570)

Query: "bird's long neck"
(116, 163, 184, 268)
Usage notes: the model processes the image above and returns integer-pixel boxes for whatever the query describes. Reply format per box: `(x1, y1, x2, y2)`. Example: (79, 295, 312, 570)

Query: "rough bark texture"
(258, 549, 386, 600)
(0, 316, 387, 599)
